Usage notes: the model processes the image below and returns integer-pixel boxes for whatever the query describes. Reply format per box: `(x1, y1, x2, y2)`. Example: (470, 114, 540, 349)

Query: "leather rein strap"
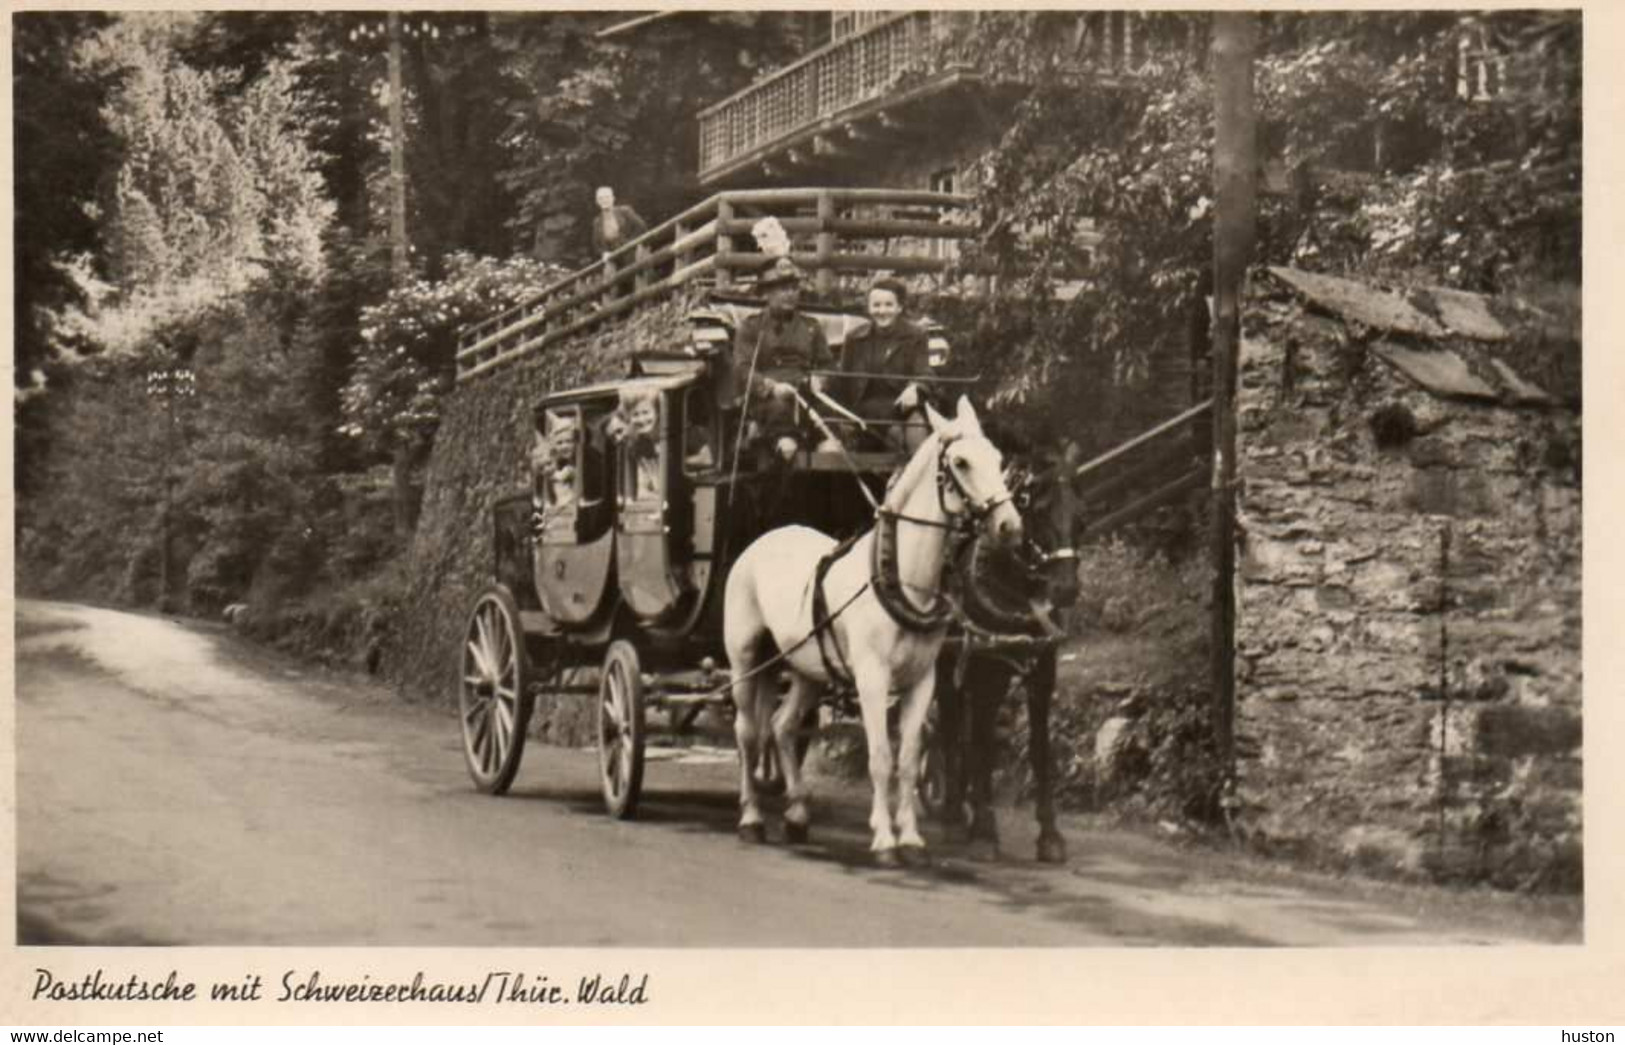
(810, 534, 862, 689)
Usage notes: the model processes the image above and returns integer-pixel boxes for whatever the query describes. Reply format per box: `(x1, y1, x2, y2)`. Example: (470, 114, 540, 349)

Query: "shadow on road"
(521, 780, 1282, 946)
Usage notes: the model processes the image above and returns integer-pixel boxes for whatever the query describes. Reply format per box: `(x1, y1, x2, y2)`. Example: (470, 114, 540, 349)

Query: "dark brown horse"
(934, 442, 1082, 863)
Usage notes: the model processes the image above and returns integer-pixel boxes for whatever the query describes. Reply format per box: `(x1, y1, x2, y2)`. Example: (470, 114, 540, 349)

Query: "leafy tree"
(54, 15, 334, 355)
(338, 251, 569, 530)
(12, 12, 120, 491)
(495, 12, 802, 264)
(948, 11, 1578, 444)
(19, 13, 340, 613)
(1257, 11, 1580, 291)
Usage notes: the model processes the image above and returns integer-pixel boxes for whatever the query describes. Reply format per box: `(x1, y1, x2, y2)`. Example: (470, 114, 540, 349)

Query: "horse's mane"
(881, 427, 944, 514)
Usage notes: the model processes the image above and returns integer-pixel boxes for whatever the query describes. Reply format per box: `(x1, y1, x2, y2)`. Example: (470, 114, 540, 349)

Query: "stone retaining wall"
(1233, 270, 1581, 890)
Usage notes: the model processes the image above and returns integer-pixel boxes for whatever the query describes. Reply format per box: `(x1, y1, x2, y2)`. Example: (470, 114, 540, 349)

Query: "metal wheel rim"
(599, 657, 634, 802)
(462, 598, 520, 781)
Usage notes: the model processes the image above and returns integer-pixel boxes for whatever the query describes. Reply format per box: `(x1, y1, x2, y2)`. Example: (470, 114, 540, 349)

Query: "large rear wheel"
(459, 586, 534, 794)
(597, 639, 646, 819)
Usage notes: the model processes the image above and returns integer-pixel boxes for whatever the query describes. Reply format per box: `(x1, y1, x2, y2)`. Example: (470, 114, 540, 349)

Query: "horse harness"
(806, 432, 1012, 689)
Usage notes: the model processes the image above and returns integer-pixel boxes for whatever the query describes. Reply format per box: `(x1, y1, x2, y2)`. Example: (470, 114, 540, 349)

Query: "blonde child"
(618, 388, 662, 501)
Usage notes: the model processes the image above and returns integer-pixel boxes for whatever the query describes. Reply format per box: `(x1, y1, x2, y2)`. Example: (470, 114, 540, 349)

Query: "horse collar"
(871, 508, 955, 632)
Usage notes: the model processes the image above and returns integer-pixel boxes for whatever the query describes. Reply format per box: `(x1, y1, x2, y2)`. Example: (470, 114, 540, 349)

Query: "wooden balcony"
(455, 187, 974, 383)
(698, 12, 964, 187)
(696, 11, 1208, 187)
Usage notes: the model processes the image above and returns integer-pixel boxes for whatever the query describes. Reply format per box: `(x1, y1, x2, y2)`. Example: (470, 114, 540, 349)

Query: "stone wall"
(1233, 268, 1582, 890)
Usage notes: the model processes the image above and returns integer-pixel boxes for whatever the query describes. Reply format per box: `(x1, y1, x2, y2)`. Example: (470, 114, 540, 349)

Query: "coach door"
(615, 392, 687, 622)
(534, 400, 616, 625)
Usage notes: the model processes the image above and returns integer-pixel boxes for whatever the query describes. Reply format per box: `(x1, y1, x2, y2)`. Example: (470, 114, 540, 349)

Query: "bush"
(243, 561, 409, 673)
(1073, 536, 1208, 637)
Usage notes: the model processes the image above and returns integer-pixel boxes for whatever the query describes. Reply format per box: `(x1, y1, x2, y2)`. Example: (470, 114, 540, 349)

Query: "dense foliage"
(948, 11, 1579, 443)
(338, 252, 568, 463)
(13, 10, 785, 614)
(14, 10, 1580, 644)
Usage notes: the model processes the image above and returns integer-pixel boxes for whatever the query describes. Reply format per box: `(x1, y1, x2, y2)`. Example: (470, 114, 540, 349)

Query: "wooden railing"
(697, 12, 955, 181)
(455, 187, 975, 382)
(1074, 398, 1213, 539)
(697, 11, 1208, 182)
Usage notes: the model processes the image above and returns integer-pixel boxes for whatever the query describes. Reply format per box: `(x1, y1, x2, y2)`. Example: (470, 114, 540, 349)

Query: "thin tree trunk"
(387, 12, 416, 537)
(1209, 12, 1257, 782)
(387, 12, 409, 284)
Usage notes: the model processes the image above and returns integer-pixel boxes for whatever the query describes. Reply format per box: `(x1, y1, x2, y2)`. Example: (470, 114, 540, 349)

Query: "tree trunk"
(392, 441, 418, 538)
(388, 12, 414, 536)
(1209, 12, 1257, 781)
(387, 12, 409, 284)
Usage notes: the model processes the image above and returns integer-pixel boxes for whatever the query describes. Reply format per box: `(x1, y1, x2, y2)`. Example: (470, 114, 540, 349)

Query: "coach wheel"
(597, 639, 646, 819)
(459, 586, 534, 795)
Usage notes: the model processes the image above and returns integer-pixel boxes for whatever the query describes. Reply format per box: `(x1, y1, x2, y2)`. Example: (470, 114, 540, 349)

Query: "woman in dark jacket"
(840, 277, 932, 452)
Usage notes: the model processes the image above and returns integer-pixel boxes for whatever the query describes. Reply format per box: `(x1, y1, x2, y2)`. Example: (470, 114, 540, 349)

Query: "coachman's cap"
(757, 257, 802, 290)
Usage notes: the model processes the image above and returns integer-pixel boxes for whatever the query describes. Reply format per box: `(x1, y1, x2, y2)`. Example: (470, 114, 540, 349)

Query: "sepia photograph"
(4, 3, 1602, 1022)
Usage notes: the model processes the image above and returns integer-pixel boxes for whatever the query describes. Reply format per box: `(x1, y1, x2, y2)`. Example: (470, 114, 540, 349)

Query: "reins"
(699, 578, 872, 700)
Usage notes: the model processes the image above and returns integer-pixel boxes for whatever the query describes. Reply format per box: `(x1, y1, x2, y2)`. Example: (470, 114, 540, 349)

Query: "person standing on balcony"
(591, 186, 648, 263)
(728, 257, 833, 461)
(840, 277, 932, 452)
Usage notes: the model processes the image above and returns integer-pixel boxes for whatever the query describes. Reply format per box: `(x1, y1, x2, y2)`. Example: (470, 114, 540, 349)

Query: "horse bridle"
(878, 432, 1014, 535)
(1005, 463, 1076, 572)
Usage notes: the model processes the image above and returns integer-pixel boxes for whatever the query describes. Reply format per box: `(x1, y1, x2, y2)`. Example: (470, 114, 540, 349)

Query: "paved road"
(14, 600, 1580, 947)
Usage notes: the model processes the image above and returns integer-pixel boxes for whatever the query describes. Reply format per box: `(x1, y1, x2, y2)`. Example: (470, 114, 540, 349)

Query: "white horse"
(723, 397, 1023, 864)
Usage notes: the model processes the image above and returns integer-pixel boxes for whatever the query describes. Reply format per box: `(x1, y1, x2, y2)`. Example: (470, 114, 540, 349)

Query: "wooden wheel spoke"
(482, 723, 500, 773)
(471, 710, 492, 766)
(495, 623, 513, 677)
(494, 695, 516, 745)
(474, 609, 494, 663)
(467, 634, 493, 683)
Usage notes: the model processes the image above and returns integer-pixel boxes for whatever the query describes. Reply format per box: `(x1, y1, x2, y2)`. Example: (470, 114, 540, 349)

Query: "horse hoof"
(1036, 834, 1068, 865)
(784, 820, 811, 845)
(873, 848, 902, 869)
(738, 823, 767, 844)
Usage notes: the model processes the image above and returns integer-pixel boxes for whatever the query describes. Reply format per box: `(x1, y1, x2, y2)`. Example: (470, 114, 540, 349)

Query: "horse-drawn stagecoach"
(458, 292, 1074, 862)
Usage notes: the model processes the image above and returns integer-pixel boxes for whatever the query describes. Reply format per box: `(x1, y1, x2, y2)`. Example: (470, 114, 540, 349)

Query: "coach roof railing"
(455, 187, 974, 383)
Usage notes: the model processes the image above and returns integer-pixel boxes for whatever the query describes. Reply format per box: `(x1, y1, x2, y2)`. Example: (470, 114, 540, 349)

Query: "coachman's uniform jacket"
(728, 310, 834, 402)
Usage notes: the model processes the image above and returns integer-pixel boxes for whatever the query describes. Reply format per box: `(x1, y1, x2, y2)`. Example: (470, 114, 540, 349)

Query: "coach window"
(542, 408, 582, 509)
(579, 401, 614, 508)
(682, 387, 716, 474)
